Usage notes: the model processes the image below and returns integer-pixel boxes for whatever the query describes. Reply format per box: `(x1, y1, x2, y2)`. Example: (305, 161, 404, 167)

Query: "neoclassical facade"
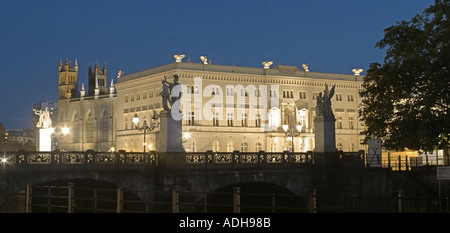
(115, 56, 364, 153)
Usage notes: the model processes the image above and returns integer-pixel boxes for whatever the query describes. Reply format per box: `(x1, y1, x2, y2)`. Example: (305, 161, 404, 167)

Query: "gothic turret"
(88, 62, 107, 96)
(58, 58, 79, 99)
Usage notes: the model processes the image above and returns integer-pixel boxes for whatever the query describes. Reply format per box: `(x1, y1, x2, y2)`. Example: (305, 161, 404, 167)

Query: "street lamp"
(133, 113, 157, 152)
(182, 132, 190, 143)
(51, 127, 70, 150)
(282, 123, 302, 152)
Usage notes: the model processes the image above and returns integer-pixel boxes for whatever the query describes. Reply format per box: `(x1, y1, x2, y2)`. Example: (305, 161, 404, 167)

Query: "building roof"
(118, 62, 363, 83)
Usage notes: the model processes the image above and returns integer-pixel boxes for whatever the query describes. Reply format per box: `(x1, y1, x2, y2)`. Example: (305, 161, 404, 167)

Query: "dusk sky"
(0, 0, 434, 130)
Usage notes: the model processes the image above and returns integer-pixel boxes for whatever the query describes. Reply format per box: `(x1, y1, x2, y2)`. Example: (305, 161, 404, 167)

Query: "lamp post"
(1, 157, 6, 174)
(282, 123, 302, 152)
(133, 113, 156, 153)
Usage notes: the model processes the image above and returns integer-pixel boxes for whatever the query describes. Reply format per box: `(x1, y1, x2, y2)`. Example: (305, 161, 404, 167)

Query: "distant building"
(7, 129, 35, 145)
(57, 59, 117, 151)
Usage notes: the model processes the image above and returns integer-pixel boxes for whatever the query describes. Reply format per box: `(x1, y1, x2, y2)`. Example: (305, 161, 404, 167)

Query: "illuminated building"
(115, 56, 365, 153)
(56, 59, 117, 151)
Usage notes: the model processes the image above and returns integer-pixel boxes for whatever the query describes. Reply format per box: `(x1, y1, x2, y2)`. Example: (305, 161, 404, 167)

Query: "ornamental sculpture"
(316, 83, 335, 118)
(34, 107, 52, 129)
(161, 74, 181, 111)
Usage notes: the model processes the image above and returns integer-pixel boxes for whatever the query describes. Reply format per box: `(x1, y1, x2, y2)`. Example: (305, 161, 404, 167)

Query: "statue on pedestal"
(34, 107, 52, 129)
(316, 84, 335, 118)
(161, 74, 181, 111)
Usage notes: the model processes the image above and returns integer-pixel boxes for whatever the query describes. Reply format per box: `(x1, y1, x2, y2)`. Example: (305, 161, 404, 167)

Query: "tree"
(359, 0, 450, 152)
(0, 122, 7, 142)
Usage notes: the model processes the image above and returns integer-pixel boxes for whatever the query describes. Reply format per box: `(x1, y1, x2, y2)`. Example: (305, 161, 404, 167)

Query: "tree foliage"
(360, 0, 450, 152)
(0, 122, 6, 142)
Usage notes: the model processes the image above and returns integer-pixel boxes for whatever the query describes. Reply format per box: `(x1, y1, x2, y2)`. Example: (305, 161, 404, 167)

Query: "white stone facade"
(115, 62, 364, 153)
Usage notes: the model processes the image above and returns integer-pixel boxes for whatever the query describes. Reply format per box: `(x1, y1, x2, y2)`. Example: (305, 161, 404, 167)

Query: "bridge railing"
(0, 150, 158, 172)
(0, 150, 314, 171)
(185, 150, 313, 169)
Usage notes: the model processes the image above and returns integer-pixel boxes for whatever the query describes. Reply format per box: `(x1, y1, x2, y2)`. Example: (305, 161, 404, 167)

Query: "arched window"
(212, 141, 219, 152)
(227, 142, 234, 152)
(241, 142, 248, 152)
(255, 142, 262, 152)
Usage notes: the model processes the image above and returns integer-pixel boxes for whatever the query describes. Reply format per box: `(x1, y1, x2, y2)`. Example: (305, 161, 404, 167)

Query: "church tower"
(88, 63, 108, 96)
(58, 59, 79, 99)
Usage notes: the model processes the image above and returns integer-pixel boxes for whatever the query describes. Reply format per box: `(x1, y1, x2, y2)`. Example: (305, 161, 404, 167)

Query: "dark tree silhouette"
(360, 0, 450, 152)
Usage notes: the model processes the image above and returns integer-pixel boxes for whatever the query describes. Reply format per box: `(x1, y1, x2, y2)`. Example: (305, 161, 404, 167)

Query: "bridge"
(0, 150, 447, 213)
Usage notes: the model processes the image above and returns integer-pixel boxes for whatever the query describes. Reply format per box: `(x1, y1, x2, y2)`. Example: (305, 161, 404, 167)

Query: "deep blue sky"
(0, 0, 434, 130)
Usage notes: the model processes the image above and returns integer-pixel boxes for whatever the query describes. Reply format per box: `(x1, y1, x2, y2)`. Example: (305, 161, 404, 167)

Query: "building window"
(241, 113, 247, 127)
(299, 91, 306, 99)
(255, 142, 262, 152)
(188, 111, 195, 126)
(213, 141, 219, 152)
(227, 142, 234, 152)
(226, 87, 234, 96)
(213, 112, 219, 126)
(270, 90, 277, 98)
(337, 143, 343, 151)
(335, 94, 342, 101)
(348, 94, 354, 102)
(241, 89, 248, 97)
(348, 117, 354, 129)
(255, 113, 261, 127)
(336, 117, 342, 129)
(227, 112, 234, 126)
(143, 91, 147, 99)
(137, 93, 141, 101)
(349, 143, 354, 152)
(125, 95, 129, 103)
(131, 94, 135, 102)
(254, 89, 261, 97)
(241, 142, 248, 152)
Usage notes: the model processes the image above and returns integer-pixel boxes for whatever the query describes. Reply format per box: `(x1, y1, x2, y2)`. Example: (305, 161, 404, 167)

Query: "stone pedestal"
(314, 116, 338, 165)
(38, 128, 53, 152)
(157, 110, 185, 153)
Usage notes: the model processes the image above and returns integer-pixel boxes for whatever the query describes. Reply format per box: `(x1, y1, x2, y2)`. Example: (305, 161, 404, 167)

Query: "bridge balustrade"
(0, 150, 158, 172)
(185, 150, 313, 169)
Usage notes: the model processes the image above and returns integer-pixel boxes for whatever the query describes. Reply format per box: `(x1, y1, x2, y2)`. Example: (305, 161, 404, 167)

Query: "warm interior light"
(296, 125, 302, 132)
(1, 158, 6, 163)
(148, 144, 152, 150)
(184, 132, 191, 139)
(282, 124, 288, 132)
(132, 113, 140, 125)
(110, 147, 115, 152)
